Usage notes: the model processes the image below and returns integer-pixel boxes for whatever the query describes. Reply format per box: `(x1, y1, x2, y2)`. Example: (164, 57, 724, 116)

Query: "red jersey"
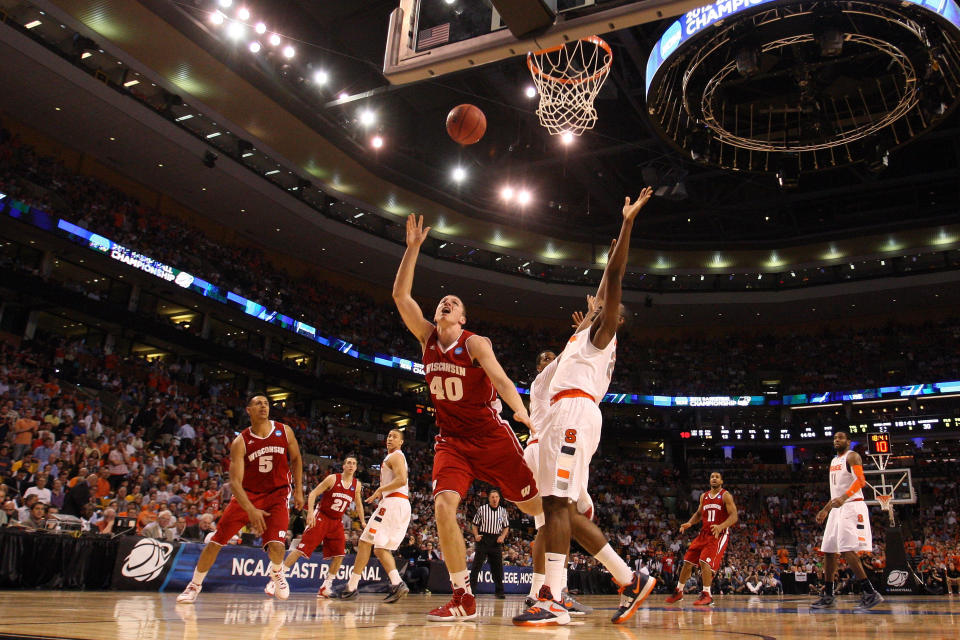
(698, 488, 730, 536)
(240, 421, 291, 494)
(423, 328, 506, 438)
(316, 473, 357, 520)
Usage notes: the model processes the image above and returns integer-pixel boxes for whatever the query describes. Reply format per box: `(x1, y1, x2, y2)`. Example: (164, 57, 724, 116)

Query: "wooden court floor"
(0, 592, 958, 640)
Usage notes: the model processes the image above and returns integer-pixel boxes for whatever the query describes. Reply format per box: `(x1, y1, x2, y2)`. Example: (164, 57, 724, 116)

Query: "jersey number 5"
(429, 376, 464, 401)
(259, 456, 273, 473)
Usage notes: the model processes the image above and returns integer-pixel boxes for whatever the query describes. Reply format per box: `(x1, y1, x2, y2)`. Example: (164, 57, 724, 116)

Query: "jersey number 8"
(430, 376, 464, 401)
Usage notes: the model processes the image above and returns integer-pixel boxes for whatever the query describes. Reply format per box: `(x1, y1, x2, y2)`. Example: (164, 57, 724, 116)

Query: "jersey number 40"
(430, 376, 464, 401)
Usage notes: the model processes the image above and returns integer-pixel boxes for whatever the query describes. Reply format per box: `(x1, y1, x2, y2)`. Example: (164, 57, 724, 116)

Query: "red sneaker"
(665, 591, 684, 604)
(426, 588, 477, 622)
(693, 591, 713, 606)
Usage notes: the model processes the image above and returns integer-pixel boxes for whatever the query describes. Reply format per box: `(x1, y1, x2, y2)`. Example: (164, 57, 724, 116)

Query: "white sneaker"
(264, 580, 276, 597)
(271, 570, 290, 600)
(177, 582, 202, 604)
(317, 584, 334, 598)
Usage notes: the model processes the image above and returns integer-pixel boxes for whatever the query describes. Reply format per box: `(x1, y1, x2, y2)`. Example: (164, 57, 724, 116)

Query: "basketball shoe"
(693, 591, 713, 606)
(384, 580, 410, 603)
(854, 591, 884, 612)
(317, 584, 334, 598)
(176, 581, 202, 604)
(269, 567, 290, 600)
(665, 589, 684, 604)
(512, 586, 571, 626)
(338, 587, 359, 599)
(426, 588, 477, 621)
(560, 589, 593, 615)
(611, 572, 657, 624)
(809, 594, 835, 610)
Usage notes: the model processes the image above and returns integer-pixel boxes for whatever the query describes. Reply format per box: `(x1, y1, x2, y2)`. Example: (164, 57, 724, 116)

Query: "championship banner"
(161, 543, 387, 594)
(111, 536, 181, 591)
(427, 560, 532, 594)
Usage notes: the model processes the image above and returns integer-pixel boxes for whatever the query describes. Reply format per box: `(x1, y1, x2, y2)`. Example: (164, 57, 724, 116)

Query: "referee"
(470, 489, 509, 598)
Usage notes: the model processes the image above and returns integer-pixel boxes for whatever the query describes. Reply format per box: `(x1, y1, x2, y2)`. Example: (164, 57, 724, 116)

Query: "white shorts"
(359, 496, 411, 551)
(820, 500, 872, 553)
(537, 397, 601, 502)
(525, 440, 595, 528)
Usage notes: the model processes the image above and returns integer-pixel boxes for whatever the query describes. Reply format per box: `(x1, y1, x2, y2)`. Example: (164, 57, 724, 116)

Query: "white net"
(876, 494, 895, 526)
(527, 36, 613, 136)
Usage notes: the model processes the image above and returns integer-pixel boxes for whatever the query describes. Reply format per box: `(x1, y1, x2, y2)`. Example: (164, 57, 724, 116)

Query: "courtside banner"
(427, 560, 532, 594)
(161, 543, 387, 593)
(112, 537, 181, 591)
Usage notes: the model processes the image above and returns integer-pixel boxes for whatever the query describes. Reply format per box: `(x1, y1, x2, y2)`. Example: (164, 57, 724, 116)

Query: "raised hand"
(405, 214, 431, 248)
(571, 310, 585, 329)
(622, 187, 654, 221)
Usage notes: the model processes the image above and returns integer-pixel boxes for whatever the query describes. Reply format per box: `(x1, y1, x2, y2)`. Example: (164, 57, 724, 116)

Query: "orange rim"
(527, 35, 613, 86)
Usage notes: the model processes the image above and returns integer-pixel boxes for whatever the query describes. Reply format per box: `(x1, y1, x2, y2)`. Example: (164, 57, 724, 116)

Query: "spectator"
(142, 509, 176, 541)
(182, 513, 215, 541)
(18, 501, 47, 530)
(97, 507, 117, 534)
(1, 500, 17, 526)
(62, 474, 97, 517)
(24, 475, 51, 505)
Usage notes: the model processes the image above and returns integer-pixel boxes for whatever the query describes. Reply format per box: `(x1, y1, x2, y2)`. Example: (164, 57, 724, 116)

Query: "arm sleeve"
(844, 465, 866, 497)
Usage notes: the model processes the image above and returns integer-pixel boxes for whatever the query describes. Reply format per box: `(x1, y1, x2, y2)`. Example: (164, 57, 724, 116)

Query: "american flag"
(418, 23, 450, 50)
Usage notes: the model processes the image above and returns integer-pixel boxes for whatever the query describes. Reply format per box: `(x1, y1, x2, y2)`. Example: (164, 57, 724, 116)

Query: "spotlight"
(814, 6, 845, 57)
(560, 131, 574, 145)
(371, 135, 384, 149)
(210, 11, 224, 25)
(282, 45, 295, 59)
(248, 41, 261, 53)
(359, 110, 376, 126)
(735, 45, 759, 77)
(237, 7, 250, 21)
(269, 33, 281, 46)
(219, 0, 233, 7)
(313, 70, 329, 85)
(517, 190, 531, 205)
(501, 186, 514, 201)
(816, 27, 844, 57)
(525, 86, 537, 98)
(202, 151, 218, 168)
(452, 167, 466, 182)
(226, 21, 245, 40)
(255, 22, 266, 34)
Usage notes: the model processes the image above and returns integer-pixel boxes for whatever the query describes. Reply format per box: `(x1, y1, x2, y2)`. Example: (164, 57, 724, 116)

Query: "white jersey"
(828, 450, 862, 501)
(548, 327, 616, 403)
(381, 449, 408, 497)
(529, 357, 561, 439)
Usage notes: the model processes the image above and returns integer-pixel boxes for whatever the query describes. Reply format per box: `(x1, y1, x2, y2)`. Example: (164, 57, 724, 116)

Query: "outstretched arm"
(392, 215, 435, 347)
(590, 188, 653, 349)
(466, 336, 531, 429)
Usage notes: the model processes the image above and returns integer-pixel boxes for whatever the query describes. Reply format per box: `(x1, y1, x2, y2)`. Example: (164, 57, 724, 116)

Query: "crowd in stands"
(3, 128, 960, 399)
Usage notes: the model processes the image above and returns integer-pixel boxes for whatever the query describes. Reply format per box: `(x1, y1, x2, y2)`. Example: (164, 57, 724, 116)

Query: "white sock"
(545, 553, 566, 599)
(388, 569, 402, 586)
(451, 569, 471, 593)
(594, 544, 634, 586)
(269, 562, 284, 576)
(192, 568, 208, 585)
(347, 572, 361, 591)
(703, 586, 711, 595)
(529, 572, 545, 598)
(675, 583, 683, 593)
(561, 568, 568, 594)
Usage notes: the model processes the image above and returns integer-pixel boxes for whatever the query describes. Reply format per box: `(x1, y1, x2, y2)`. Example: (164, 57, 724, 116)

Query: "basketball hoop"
(527, 36, 613, 136)
(876, 493, 896, 526)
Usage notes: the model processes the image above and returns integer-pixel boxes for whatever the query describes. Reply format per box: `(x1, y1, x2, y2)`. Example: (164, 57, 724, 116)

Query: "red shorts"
(433, 424, 538, 504)
(296, 513, 346, 559)
(212, 488, 289, 547)
(683, 531, 731, 573)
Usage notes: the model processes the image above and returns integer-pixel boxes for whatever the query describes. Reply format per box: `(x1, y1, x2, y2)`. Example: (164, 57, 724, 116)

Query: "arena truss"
(645, 0, 960, 177)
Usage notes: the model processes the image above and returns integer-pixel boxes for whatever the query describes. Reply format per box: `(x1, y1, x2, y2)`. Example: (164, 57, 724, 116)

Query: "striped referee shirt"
(473, 504, 509, 535)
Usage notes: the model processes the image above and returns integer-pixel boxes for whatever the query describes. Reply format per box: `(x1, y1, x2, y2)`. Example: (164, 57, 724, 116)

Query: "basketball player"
(177, 394, 304, 603)
(515, 189, 656, 627)
(263, 456, 365, 598)
(666, 471, 738, 606)
(393, 214, 542, 622)
(339, 429, 412, 603)
(811, 431, 884, 611)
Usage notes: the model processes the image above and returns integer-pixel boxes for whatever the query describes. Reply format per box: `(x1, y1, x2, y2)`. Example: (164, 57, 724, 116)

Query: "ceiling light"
(81, 52, 92, 59)
(210, 11, 224, 26)
(501, 186, 514, 201)
(313, 70, 329, 85)
(248, 41, 261, 53)
(237, 7, 250, 21)
(265, 169, 280, 175)
(371, 135, 384, 149)
(451, 167, 466, 182)
(123, 79, 139, 87)
(525, 86, 536, 98)
(269, 33, 281, 46)
(282, 45, 295, 59)
(255, 22, 266, 34)
(359, 110, 376, 126)
(517, 190, 531, 205)
(226, 21, 245, 40)
(206, 132, 222, 139)
(25, 20, 41, 29)
(219, 0, 233, 7)
(560, 131, 574, 145)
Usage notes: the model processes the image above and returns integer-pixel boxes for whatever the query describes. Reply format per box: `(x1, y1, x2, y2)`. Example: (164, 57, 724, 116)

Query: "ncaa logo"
(887, 570, 909, 587)
(454, 347, 463, 355)
(121, 538, 173, 582)
(275, 430, 282, 436)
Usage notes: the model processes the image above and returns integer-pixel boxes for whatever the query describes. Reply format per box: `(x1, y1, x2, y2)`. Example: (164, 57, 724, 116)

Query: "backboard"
(862, 468, 916, 506)
(383, 0, 707, 84)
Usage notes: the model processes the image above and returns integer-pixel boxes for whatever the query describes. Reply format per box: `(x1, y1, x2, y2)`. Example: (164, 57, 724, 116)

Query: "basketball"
(446, 104, 486, 145)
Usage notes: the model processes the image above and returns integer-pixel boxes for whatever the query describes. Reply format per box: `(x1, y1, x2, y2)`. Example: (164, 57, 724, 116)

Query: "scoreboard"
(867, 432, 892, 455)
(679, 415, 959, 443)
